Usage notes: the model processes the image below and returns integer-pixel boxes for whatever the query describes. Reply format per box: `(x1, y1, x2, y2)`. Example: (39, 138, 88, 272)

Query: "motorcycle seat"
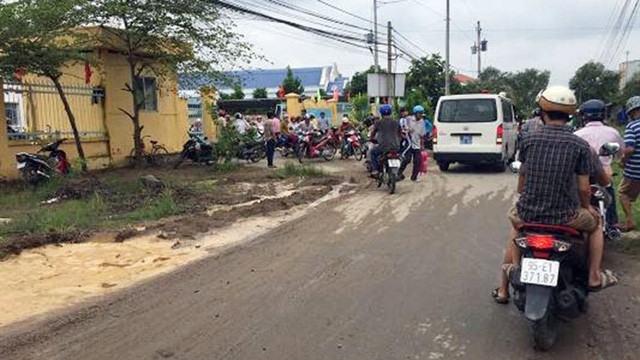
(521, 223, 581, 236)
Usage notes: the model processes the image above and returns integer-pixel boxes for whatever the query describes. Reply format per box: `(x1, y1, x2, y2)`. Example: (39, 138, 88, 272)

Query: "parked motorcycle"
(237, 138, 266, 163)
(596, 142, 623, 241)
(506, 142, 620, 350)
(341, 130, 364, 161)
(276, 133, 298, 158)
(15, 138, 71, 185)
(297, 130, 337, 163)
(174, 133, 216, 168)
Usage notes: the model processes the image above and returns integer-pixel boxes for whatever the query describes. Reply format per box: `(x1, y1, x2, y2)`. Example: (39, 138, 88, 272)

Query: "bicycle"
(129, 134, 170, 166)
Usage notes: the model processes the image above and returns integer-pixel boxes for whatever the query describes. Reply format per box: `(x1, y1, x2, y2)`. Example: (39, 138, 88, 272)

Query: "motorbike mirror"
(510, 161, 522, 173)
(599, 142, 621, 156)
(204, 137, 209, 141)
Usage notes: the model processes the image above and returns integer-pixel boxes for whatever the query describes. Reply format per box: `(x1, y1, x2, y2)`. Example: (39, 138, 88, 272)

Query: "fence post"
(0, 79, 16, 179)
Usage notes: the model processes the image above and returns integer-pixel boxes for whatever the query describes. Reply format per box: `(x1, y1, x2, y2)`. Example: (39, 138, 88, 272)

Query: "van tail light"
(432, 125, 438, 145)
(496, 124, 504, 144)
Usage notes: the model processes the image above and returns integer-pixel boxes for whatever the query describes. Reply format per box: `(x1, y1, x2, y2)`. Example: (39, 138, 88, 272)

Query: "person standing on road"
(398, 105, 427, 182)
(618, 96, 640, 232)
(263, 113, 277, 168)
(574, 99, 624, 230)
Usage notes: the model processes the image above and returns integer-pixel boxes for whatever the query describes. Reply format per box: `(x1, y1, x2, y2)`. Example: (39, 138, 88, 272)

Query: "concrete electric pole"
(388, 21, 393, 104)
(445, 0, 450, 95)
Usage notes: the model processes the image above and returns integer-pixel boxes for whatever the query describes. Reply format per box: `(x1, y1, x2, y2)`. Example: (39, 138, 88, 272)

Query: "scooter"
(174, 133, 216, 168)
(297, 130, 337, 163)
(595, 142, 623, 241)
(15, 138, 71, 185)
(374, 149, 402, 194)
(276, 133, 298, 158)
(341, 130, 364, 161)
(506, 142, 619, 350)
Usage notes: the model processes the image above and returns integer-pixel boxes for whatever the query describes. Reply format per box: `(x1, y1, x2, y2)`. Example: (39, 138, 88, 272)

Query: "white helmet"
(341, 117, 349, 124)
(536, 86, 577, 115)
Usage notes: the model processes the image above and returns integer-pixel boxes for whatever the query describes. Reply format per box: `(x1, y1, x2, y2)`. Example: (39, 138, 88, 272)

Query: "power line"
(608, 0, 640, 64)
(315, 0, 384, 27)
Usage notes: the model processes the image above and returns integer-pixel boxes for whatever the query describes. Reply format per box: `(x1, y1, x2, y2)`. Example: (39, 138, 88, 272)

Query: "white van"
(433, 93, 518, 172)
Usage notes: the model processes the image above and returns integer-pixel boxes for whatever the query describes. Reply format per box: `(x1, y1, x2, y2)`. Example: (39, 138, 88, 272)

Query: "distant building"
(179, 64, 349, 99)
(619, 60, 640, 90)
(453, 73, 476, 86)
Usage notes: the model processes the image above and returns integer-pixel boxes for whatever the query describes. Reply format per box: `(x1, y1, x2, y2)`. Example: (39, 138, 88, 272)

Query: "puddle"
(0, 183, 348, 328)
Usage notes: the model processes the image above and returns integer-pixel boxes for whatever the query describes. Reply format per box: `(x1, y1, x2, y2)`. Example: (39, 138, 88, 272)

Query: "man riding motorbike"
(369, 104, 401, 176)
(492, 86, 618, 304)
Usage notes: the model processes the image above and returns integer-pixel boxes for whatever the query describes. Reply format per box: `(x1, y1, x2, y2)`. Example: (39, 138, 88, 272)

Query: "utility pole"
(445, 0, 450, 95)
(476, 21, 482, 80)
(373, 0, 379, 74)
(388, 21, 393, 105)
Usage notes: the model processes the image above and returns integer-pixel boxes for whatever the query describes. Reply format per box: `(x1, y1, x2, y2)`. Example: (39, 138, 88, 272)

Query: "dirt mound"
(0, 231, 88, 257)
(155, 186, 333, 239)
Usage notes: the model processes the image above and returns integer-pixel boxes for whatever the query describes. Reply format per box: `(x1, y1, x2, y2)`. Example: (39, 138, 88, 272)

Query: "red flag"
(84, 62, 92, 84)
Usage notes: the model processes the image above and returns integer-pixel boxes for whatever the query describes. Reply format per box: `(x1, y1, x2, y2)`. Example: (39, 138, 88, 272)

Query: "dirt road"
(1, 164, 638, 359)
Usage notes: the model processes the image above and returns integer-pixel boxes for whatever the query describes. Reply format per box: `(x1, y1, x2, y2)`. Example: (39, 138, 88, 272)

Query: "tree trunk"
(127, 59, 143, 163)
(51, 76, 88, 172)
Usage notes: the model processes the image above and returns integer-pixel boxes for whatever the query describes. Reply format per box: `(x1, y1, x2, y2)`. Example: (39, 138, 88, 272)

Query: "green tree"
(230, 84, 245, 99)
(569, 61, 620, 104)
(282, 66, 304, 94)
(507, 68, 550, 117)
(349, 94, 371, 123)
(621, 73, 640, 103)
(83, 0, 254, 161)
(0, 0, 89, 171)
(346, 66, 377, 95)
(252, 87, 268, 99)
(406, 54, 457, 108)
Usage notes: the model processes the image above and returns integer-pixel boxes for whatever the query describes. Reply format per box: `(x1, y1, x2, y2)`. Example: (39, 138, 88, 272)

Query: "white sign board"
(367, 73, 406, 97)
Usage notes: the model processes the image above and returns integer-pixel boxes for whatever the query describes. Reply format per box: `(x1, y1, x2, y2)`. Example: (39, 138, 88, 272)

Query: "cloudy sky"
(227, 0, 639, 86)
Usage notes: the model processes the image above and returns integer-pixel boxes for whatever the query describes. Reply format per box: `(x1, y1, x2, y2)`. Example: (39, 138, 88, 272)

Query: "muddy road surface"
(1, 164, 638, 359)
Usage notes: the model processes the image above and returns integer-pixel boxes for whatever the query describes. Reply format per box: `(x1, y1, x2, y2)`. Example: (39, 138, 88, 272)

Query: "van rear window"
(438, 99, 497, 123)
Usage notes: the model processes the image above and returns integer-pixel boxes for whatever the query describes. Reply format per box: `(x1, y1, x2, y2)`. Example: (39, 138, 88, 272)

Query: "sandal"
(491, 288, 509, 304)
(589, 270, 619, 293)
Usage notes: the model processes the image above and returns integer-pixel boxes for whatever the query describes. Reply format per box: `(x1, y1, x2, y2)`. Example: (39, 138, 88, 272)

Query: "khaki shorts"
(619, 177, 640, 202)
(508, 206, 599, 233)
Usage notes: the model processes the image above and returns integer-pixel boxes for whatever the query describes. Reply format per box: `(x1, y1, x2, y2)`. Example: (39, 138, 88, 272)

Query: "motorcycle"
(174, 133, 216, 168)
(507, 142, 619, 350)
(374, 149, 401, 194)
(596, 142, 622, 241)
(15, 138, 71, 185)
(276, 133, 298, 158)
(237, 137, 266, 163)
(297, 129, 337, 163)
(341, 130, 364, 161)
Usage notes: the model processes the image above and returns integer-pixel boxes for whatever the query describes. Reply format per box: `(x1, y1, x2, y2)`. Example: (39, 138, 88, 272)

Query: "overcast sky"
(228, 0, 640, 86)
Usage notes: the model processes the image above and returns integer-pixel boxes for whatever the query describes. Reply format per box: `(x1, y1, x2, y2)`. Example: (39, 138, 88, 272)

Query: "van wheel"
(496, 159, 507, 172)
(438, 162, 450, 172)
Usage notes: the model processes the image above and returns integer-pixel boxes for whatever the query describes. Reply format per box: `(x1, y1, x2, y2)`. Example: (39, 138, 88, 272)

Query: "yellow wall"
(101, 51, 189, 163)
(285, 93, 339, 126)
(1, 48, 190, 177)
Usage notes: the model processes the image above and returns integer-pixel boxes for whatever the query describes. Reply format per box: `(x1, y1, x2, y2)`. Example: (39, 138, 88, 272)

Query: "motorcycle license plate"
(520, 258, 560, 287)
(460, 135, 472, 144)
(387, 159, 401, 167)
(17, 162, 26, 169)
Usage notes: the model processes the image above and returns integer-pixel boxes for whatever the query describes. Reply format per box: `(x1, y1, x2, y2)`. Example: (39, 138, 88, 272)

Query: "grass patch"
(274, 162, 326, 179)
(116, 189, 182, 224)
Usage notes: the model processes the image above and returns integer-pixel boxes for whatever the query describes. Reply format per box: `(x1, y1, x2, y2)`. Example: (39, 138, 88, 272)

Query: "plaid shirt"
(517, 125, 593, 224)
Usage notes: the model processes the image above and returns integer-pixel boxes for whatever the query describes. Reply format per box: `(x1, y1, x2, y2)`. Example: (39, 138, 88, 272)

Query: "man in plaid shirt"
(492, 86, 618, 304)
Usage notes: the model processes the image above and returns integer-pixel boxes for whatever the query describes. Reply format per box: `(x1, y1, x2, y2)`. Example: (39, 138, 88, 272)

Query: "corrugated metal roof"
(179, 67, 325, 91)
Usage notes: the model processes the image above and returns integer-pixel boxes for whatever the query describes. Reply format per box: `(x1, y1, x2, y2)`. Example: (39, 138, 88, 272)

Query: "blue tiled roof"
(179, 67, 325, 91)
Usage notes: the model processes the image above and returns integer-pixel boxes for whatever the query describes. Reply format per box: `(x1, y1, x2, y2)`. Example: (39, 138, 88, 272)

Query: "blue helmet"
(580, 99, 606, 122)
(413, 105, 425, 114)
(379, 104, 393, 116)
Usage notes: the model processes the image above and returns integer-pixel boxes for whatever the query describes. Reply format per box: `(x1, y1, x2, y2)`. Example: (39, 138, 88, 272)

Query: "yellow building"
(1, 27, 215, 179)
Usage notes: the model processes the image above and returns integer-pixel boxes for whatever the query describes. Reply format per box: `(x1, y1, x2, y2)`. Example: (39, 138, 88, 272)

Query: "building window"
(5, 102, 20, 126)
(134, 77, 158, 112)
